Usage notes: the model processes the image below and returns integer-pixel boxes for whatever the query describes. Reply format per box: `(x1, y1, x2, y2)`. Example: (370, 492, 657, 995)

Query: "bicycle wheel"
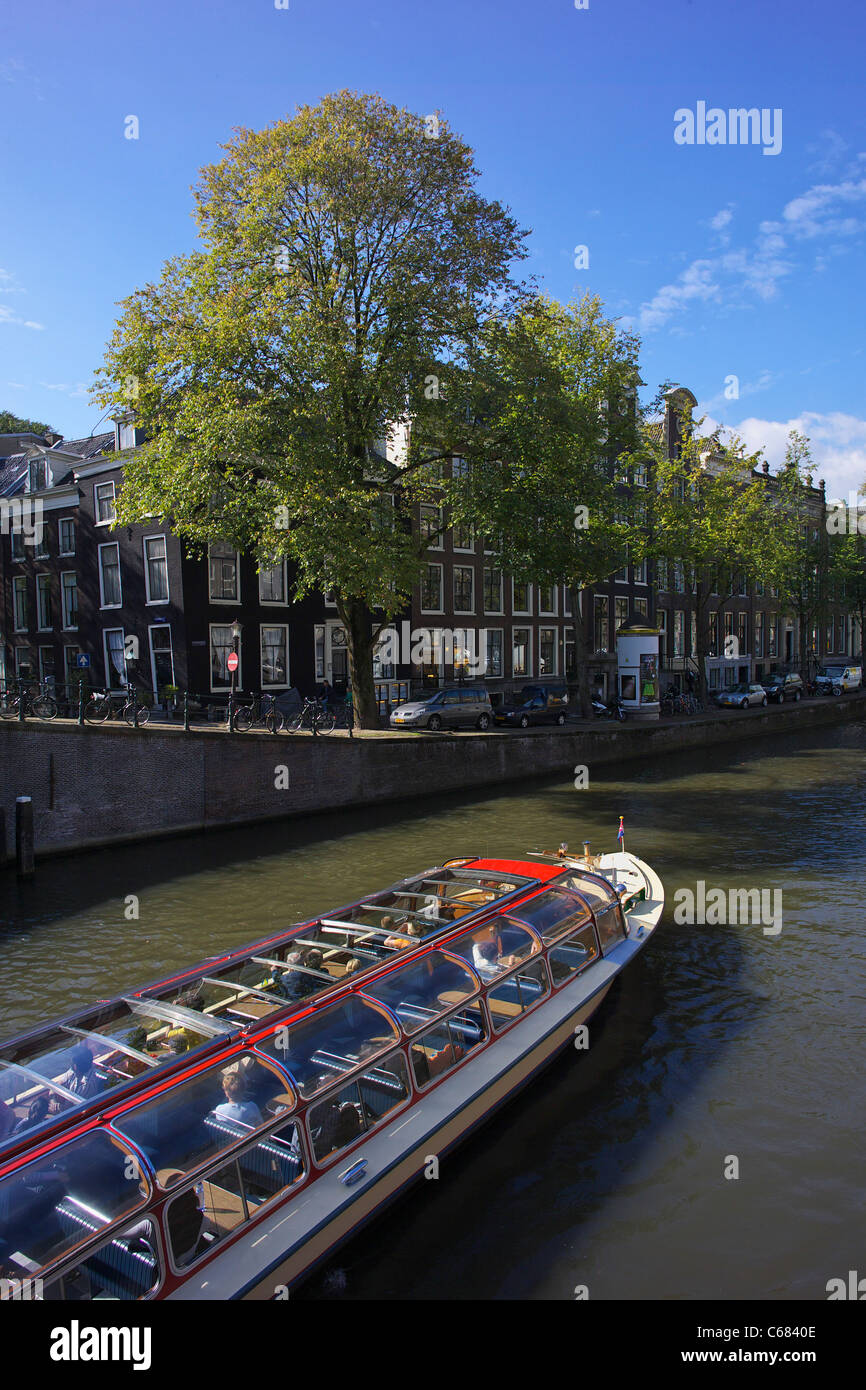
(32, 696, 58, 721)
(287, 709, 307, 732)
(265, 710, 284, 733)
(123, 703, 150, 726)
(233, 705, 254, 732)
(84, 697, 111, 723)
(316, 709, 336, 734)
(0, 694, 19, 720)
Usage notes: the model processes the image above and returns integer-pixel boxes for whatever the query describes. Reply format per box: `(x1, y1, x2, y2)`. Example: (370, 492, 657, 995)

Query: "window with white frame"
(483, 567, 503, 613)
(539, 627, 557, 675)
(36, 574, 52, 631)
(658, 608, 668, 650)
(258, 560, 287, 604)
(98, 543, 122, 608)
(615, 596, 629, 631)
(563, 586, 572, 617)
(538, 586, 557, 615)
(94, 481, 117, 526)
(420, 504, 443, 550)
(34, 526, 49, 559)
(453, 566, 474, 613)
(13, 577, 28, 632)
(420, 563, 443, 612)
(738, 611, 748, 654)
(594, 596, 609, 653)
(148, 626, 175, 695)
(11, 530, 25, 560)
(14, 647, 33, 680)
(63, 646, 80, 690)
(61, 572, 78, 629)
(512, 580, 531, 614)
(633, 559, 647, 584)
(208, 542, 239, 602)
(485, 628, 503, 678)
(634, 597, 648, 618)
(260, 625, 289, 687)
(512, 627, 531, 678)
(633, 460, 648, 487)
(210, 624, 237, 690)
(39, 645, 55, 685)
(656, 557, 668, 590)
(144, 535, 169, 603)
(673, 610, 684, 657)
(754, 611, 764, 657)
(452, 522, 474, 552)
(103, 628, 127, 689)
(59, 517, 76, 556)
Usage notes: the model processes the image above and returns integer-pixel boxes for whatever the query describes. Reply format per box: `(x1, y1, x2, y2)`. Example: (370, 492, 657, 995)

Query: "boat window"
(508, 890, 591, 944)
(595, 902, 627, 954)
(114, 1056, 291, 1185)
(445, 921, 538, 980)
(361, 952, 477, 1035)
(486, 959, 550, 1031)
(0, 1130, 149, 1280)
(308, 1052, 410, 1163)
(41, 1217, 160, 1301)
(553, 872, 617, 911)
(258, 996, 400, 1101)
(409, 1005, 487, 1089)
(548, 925, 600, 985)
(167, 1119, 305, 1270)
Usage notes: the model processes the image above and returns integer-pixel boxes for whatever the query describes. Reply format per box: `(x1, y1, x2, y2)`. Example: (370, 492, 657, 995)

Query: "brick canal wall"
(1, 695, 864, 861)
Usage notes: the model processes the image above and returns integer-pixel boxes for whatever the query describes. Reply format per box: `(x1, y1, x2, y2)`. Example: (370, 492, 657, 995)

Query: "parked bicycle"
(0, 680, 58, 721)
(84, 684, 150, 726)
(287, 696, 336, 734)
(233, 691, 285, 733)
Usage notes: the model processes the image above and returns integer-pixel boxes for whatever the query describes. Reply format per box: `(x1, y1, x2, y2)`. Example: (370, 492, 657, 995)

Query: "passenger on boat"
(334, 1103, 363, 1146)
(471, 940, 501, 979)
(163, 1172, 207, 1266)
(383, 920, 420, 950)
(344, 957, 361, 975)
(12, 1094, 51, 1136)
(58, 1044, 104, 1099)
(295, 948, 327, 995)
(0, 1100, 13, 1142)
(212, 1071, 264, 1128)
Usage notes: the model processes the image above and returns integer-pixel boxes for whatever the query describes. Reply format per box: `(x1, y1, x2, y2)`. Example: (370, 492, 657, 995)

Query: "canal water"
(2, 719, 865, 1301)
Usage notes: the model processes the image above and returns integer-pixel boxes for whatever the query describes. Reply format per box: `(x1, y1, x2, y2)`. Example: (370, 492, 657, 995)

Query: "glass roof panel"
(508, 890, 592, 944)
(0, 1129, 149, 1279)
(361, 951, 478, 1035)
(445, 920, 539, 980)
(257, 996, 400, 1100)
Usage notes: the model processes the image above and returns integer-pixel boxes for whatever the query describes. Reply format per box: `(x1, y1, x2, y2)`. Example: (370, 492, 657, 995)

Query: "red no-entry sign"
(227, 652, 239, 673)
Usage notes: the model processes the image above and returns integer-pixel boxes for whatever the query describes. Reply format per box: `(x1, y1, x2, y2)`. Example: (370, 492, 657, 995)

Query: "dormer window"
(28, 459, 49, 492)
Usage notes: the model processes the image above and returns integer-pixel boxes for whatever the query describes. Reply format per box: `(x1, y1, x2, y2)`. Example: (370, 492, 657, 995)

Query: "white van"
(816, 664, 862, 695)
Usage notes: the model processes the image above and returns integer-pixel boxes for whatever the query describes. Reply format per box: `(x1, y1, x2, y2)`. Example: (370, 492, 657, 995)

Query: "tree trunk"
(568, 584, 594, 718)
(337, 594, 380, 730)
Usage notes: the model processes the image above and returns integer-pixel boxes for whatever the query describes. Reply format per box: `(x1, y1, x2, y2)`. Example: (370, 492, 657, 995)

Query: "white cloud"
(630, 168, 866, 334)
(702, 410, 866, 500)
(39, 381, 89, 399)
(0, 304, 44, 330)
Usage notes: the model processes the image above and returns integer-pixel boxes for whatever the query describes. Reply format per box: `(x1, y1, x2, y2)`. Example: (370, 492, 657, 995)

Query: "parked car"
(815, 663, 862, 695)
(389, 686, 493, 731)
(761, 672, 804, 703)
(714, 682, 768, 710)
(494, 684, 570, 729)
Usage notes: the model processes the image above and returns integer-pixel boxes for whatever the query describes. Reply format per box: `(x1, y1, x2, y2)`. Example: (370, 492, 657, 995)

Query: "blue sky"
(2, 0, 864, 496)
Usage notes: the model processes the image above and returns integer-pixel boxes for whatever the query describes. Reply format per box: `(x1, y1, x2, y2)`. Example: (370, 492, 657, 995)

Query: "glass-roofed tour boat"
(0, 838, 663, 1301)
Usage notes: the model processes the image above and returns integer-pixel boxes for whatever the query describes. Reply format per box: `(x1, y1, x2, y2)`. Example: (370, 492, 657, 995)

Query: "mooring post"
(15, 796, 34, 879)
(78, 680, 85, 727)
(183, 691, 191, 732)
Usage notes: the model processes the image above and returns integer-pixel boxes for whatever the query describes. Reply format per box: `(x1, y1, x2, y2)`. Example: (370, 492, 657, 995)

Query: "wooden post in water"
(15, 796, 34, 879)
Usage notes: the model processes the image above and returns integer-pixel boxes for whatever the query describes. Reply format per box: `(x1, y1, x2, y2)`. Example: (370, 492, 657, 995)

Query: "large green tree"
(416, 294, 646, 716)
(93, 91, 528, 727)
(0, 409, 54, 436)
(642, 397, 777, 704)
(768, 431, 827, 677)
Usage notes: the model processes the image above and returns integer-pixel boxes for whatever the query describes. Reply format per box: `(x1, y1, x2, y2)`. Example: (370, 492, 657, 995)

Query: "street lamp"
(230, 620, 242, 699)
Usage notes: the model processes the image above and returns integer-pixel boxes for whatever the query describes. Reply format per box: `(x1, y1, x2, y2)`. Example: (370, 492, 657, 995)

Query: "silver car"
(714, 682, 768, 709)
(390, 686, 493, 731)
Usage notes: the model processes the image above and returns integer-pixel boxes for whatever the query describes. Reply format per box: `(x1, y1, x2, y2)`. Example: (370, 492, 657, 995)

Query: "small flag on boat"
(617, 816, 625, 845)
